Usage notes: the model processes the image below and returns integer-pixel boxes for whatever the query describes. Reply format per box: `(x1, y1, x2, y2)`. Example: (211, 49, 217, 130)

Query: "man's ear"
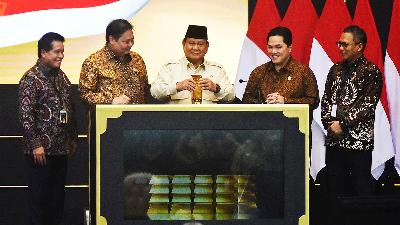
(109, 35, 116, 43)
(40, 49, 46, 58)
(358, 43, 364, 52)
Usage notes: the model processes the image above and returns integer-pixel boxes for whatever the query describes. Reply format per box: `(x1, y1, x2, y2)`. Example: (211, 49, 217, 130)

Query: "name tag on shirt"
(331, 104, 337, 117)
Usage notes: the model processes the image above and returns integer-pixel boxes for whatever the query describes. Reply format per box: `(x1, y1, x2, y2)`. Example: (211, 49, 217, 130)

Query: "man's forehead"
(267, 36, 285, 45)
(340, 32, 354, 41)
(186, 38, 207, 43)
(50, 41, 64, 49)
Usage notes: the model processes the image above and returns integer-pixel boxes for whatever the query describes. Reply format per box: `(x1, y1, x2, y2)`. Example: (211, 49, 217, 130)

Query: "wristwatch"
(215, 84, 221, 93)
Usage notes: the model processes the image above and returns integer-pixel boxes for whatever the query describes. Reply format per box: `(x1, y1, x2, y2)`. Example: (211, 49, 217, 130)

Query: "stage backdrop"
(0, 0, 247, 84)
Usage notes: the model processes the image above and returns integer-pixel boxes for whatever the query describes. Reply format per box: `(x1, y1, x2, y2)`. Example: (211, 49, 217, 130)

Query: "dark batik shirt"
(321, 56, 382, 151)
(242, 57, 319, 110)
(18, 60, 77, 155)
(79, 46, 150, 105)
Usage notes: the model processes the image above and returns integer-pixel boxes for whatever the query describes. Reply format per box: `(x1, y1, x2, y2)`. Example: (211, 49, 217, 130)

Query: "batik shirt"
(18, 60, 77, 155)
(79, 46, 150, 105)
(321, 56, 382, 151)
(242, 57, 319, 109)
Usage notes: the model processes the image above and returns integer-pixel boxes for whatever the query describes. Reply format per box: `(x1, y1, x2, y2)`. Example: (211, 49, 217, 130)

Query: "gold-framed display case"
(92, 104, 310, 225)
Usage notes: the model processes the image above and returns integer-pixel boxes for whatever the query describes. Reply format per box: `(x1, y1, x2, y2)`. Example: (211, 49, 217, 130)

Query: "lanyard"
(50, 75, 67, 111)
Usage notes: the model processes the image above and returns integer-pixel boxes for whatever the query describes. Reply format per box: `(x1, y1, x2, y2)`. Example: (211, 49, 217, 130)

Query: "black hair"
(38, 32, 65, 58)
(343, 25, 367, 50)
(106, 19, 133, 43)
(267, 26, 292, 46)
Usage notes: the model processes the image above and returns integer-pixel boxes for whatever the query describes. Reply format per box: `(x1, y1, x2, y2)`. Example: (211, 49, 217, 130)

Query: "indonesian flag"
(280, 0, 318, 65)
(235, 0, 281, 100)
(0, 0, 149, 47)
(385, 0, 400, 175)
(353, 0, 394, 179)
(309, 0, 352, 181)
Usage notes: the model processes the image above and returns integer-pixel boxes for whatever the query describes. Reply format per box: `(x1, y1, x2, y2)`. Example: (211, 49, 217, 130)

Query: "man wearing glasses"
(321, 25, 383, 224)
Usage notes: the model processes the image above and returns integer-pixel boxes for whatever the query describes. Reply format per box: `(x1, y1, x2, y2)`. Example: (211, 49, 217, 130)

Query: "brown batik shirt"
(79, 46, 150, 105)
(242, 57, 319, 110)
(321, 55, 382, 151)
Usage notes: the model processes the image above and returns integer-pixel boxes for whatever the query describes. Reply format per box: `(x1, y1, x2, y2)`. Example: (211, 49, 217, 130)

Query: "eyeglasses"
(336, 41, 361, 48)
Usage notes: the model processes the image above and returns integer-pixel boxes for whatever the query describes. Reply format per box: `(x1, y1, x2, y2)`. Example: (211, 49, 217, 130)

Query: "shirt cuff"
(338, 118, 348, 133)
(168, 82, 178, 95)
(30, 137, 42, 151)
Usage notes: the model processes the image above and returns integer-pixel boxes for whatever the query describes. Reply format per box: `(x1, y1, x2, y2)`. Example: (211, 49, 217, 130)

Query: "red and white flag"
(0, 0, 149, 47)
(385, 0, 400, 175)
(280, 0, 318, 65)
(309, 0, 352, 181)
(235, 0, 281, 99)
(353, 0, 394, 179)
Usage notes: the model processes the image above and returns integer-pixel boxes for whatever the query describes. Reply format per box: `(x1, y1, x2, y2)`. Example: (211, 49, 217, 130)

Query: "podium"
(90, 105, 310, 225)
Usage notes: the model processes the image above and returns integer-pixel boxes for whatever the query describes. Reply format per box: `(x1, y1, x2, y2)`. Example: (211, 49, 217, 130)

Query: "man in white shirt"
(151, 25, 234, 104)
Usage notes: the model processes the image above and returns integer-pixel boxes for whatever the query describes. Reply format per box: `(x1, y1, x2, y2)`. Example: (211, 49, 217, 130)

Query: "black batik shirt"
(18, 60, 77, 155)
(321, 56, 382, 151)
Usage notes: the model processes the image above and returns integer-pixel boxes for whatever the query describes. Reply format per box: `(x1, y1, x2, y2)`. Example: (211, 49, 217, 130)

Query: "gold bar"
(147, 214, 171, 220)
(170, 203, 191, 214)
(215, 214, 235, 220)
(149, 175, 170, 185)
(194, 194, 213, 203)
(216, 193, 236, 203)
(216, 175, 235, 184)
(193, 203, 214, 214)
(172, 175, 192, 184)
(147, 203, 169, 214)
(216, 184, 235, 194)
(149, 194, 170, 203)
(193, 214, 214, 220)
(194, 175, 213, 184)
(171, 194, 191, 203)
(149, 185, 170, 194)
(194, 184, 213, 194)
(171, 185, 191, 194)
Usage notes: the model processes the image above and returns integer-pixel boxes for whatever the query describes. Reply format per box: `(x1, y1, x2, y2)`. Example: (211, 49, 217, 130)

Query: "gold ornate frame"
(95, 104, 309, 225)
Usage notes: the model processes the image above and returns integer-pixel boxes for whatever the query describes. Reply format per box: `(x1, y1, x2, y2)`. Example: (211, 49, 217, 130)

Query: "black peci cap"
(185, 25, 208, 40)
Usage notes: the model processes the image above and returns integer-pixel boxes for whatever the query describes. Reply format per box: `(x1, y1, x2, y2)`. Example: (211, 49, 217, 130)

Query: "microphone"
(238, 79, 262, 103)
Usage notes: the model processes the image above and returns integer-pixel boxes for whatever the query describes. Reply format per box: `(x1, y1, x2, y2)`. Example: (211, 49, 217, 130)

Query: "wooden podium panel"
(92, 105, 309, 225)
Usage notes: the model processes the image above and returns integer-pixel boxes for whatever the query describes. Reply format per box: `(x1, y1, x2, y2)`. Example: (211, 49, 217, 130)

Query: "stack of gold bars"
(147, 175, 258, 220)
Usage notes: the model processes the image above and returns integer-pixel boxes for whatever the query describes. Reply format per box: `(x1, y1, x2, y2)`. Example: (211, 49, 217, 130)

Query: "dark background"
(0, 1, 398, 225)
(0, 85, 89, 225)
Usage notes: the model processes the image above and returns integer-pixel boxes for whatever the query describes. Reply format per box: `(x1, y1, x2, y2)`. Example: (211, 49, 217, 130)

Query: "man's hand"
(200, 78, 217, 92)
(112, 94, 130, 104)
(328, 121, 343, 136)
(266, 92, 285, 104)
(33, 146, 46, 166)
(176, 79, 196, 92)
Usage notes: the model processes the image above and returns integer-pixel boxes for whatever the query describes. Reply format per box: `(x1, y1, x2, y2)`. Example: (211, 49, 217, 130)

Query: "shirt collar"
(266, 56, 293, 73)
(37, 59, 59, 77)
(182, 57, 206, 71)
(343, 55, 365, 69)
(104, 45, 132, 62)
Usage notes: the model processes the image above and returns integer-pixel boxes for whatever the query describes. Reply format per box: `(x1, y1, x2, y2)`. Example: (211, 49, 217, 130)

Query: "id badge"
(59, 109, 68, 124)
(331, 104, 337, 117)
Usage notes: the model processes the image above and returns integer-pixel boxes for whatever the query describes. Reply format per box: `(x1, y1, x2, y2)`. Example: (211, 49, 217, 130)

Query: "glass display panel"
(123, 130, 284, 220)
